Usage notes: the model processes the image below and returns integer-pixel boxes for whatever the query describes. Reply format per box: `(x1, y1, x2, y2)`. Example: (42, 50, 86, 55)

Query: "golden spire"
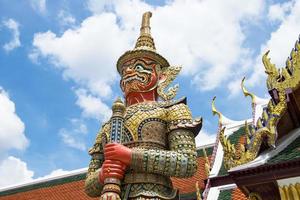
(116, 11, 169, 74)
(134, 11, 156, 51)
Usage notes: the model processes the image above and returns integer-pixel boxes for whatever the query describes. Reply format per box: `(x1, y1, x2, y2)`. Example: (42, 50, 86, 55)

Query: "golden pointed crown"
(116, 11, 169, 74)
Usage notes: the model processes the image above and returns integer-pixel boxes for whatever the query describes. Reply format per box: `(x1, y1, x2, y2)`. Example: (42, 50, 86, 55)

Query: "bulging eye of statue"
(135, 64, 144, 72)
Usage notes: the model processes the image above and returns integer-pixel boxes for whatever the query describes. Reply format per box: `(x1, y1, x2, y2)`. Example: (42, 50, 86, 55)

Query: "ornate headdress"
(116, 12, 181, 101)
(116, 12, 169, 73)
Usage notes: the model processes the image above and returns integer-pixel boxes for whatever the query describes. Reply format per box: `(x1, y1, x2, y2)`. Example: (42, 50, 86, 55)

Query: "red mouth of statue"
(121, 71, 157, 97)
(122, 74, 147, 84)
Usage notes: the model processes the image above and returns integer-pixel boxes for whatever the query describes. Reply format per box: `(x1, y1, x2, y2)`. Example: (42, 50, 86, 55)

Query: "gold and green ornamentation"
(216, 38, 300, 170)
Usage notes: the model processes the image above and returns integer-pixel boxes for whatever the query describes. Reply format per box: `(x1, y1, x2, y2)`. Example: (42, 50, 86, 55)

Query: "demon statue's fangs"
(85, 11, 202, 200)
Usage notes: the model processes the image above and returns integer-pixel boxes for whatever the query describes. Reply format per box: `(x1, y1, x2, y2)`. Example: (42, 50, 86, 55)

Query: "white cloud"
(2, 19, 21, 52)
(248, 0, 300, 86)
(0, 158, 71, 188)
(86, 0, 116, 14)
(31, 0, 267, 121)
(31, 13, 131, 120)
(70, 118, 88, 135)
(75, 89, 111, 121)
(268, 1, 294, 22)
(59, 130, 86, 151)
(0, 87, 32, 188)
(30, 0, 47, 14)
(38, 169, 70, 179)
(195, 130, 216, 147)
(59, 118, 89, 151)
(87, 0, 265, 91)
(32, 13, 129, 96)
(227, 79, 242, 97)
(0, 156, 34, 187)
(0, 88, 28, 151)
(151, 0, 264, 91)
(0, 88, 72, 188)
(58, 10, 76, 27)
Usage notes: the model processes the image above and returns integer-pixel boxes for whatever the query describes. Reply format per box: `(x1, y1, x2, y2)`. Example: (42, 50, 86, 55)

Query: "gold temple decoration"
(111, 97, 126, 117)
(157, 66, 181, 101)
(241, 77, 256, 104)
(219, 38, 300, 169)
(263, 39, 300, 92)
(249, 192, 263, 200)
(241, 77, 257, 124)
(279, 183, 300, 200)
(212, 96, 222, 125)
(196, 181, 202, 200)
(203, 148, 211, 176)
(135, 11, 156, 51)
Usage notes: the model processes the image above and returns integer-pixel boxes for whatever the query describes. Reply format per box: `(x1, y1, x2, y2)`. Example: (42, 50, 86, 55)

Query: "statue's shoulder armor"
(88, 121, 110, 155)
(165, 97, 203, 137)
(166, 102, 192, 122)
(158, 97, 187, 109)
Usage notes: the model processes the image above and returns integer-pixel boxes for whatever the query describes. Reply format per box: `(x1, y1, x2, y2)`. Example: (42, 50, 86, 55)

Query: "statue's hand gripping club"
(104, 143, 132, 166)
(99, 98, 132, 200)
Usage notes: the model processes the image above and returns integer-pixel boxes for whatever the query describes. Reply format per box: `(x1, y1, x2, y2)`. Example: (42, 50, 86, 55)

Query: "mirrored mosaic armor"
(85, 11, 202, 200)
(86, 98, 201, 199)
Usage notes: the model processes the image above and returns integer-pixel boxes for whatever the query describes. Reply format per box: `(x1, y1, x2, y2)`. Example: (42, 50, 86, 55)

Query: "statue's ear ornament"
(157, 66, 182, 101)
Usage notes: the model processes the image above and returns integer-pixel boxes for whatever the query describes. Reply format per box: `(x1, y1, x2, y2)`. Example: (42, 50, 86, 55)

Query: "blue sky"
(0, 0, 299, 187)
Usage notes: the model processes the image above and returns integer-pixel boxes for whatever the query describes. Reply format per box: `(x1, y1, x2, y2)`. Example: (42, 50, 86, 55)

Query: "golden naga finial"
(241, 77, 256, 104)
(262, 50, 278, 76)
(134, 11, 156, 51)
(220, 37, 300, 170)
(212, 96, 222, 125)
(262, 50, 280, 89)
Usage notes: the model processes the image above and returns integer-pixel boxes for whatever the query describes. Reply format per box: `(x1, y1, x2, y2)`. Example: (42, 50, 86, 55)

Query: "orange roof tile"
(232, 188, 247, 200)
(171, 156, 210, 194)
(0, 180, 92, 200)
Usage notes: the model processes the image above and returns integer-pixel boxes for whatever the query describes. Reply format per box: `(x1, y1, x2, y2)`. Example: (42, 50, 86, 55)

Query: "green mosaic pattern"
(179, 191, 197, 200)
(268, 134, 300, 164)
(218, 189, 232, 200)
(196, 146, 213, 157)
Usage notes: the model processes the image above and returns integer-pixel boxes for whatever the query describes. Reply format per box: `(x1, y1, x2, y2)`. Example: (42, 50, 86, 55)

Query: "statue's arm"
(131, 128, 198, 177)
(131, 103, 201, 178)
(85, 123, 109, 197)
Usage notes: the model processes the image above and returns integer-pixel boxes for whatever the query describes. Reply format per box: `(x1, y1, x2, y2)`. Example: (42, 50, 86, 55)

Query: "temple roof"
(217, 188, 247, 200)
(268, 133, 300, 164)
(229, 127, 300, 172)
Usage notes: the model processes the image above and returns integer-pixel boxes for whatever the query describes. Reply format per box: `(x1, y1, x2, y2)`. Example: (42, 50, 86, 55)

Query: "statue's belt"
(123, 172, 172, 188)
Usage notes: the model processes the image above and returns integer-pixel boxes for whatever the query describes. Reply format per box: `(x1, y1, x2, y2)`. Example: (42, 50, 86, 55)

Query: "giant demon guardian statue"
(85, 12, 202, 200)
